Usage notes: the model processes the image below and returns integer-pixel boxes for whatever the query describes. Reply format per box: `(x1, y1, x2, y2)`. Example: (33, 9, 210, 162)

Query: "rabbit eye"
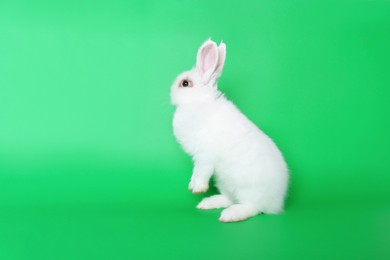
(180, 79, 192, 88)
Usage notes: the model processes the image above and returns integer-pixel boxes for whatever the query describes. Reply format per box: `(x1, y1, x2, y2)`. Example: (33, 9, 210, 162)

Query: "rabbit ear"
(214, 41, 226, 78)
(196, 39, 219, 82)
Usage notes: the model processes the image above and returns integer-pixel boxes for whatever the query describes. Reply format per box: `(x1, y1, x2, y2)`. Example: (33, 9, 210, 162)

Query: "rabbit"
(170, 39, 289, 222)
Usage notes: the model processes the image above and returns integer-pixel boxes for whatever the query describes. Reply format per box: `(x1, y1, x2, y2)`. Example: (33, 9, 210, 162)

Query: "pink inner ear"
(200, 45, 217, 75)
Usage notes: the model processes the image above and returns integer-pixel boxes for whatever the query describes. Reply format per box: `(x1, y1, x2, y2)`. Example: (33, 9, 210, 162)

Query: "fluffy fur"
(171, 39, 289, 222)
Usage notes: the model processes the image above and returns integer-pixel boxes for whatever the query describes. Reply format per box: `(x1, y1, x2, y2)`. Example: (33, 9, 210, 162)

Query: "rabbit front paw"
(188, 180, 209, 194)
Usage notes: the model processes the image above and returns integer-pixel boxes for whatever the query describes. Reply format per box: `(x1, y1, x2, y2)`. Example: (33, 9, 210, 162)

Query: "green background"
(1, 0, 389, 259)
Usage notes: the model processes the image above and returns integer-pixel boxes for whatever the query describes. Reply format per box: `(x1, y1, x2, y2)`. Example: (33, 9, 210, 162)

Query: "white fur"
(171, 39, 289, 222)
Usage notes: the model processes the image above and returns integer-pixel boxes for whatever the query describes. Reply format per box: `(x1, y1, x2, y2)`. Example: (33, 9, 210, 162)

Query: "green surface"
(1, 0, 390, 259)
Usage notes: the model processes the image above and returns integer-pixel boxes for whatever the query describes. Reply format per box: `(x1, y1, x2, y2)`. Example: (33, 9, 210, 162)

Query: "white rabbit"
(171, 39, 289, 222)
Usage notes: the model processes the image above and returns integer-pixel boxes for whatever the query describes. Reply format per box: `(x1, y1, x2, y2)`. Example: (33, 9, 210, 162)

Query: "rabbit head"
(171, 39, 226, 106)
